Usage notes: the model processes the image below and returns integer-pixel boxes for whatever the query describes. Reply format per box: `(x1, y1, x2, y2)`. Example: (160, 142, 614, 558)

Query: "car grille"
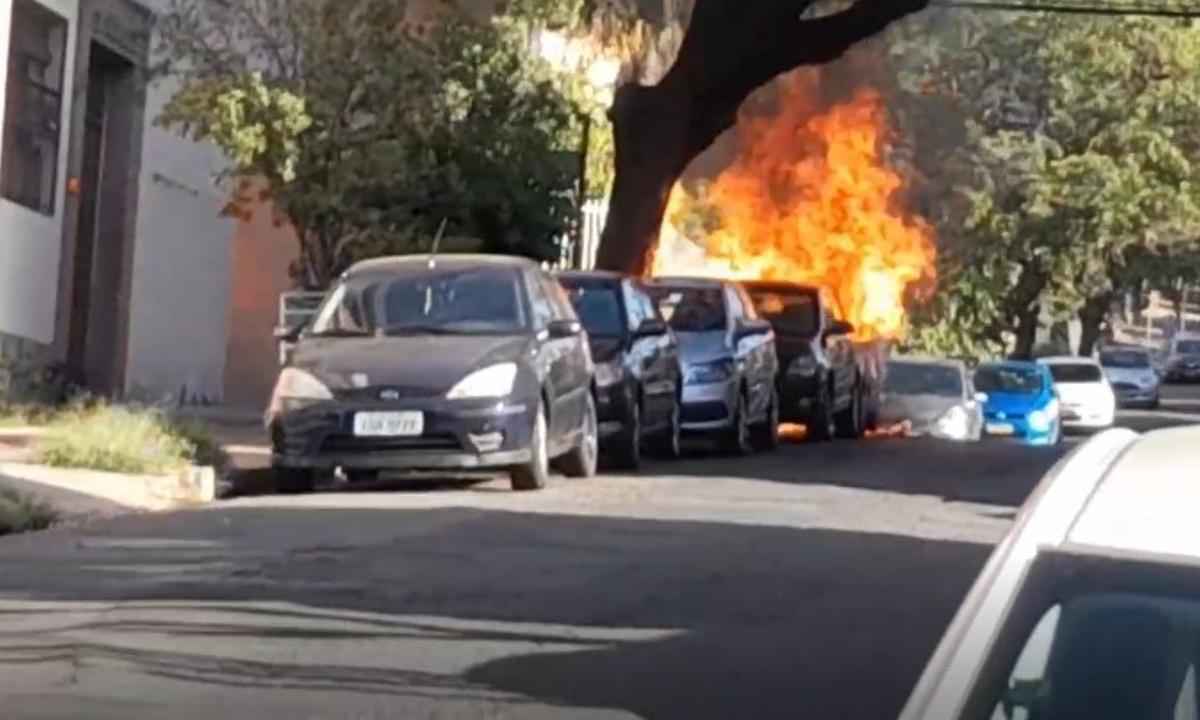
(336, 386, 444, 401)
(1112, 382, 1139, 392)
(682, 402, 729, 423)
(319, 434, 461, 454)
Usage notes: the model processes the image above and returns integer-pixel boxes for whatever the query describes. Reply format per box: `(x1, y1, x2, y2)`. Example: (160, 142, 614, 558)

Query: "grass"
(37, 404, 229, 476)
(0, 485, 58, 536)
(0, 403, 59, 428)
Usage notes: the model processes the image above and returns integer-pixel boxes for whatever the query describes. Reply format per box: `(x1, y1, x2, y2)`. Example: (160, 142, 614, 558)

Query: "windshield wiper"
(377, 324, 466, 337)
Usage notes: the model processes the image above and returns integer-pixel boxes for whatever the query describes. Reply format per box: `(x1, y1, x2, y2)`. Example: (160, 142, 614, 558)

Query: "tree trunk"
(1077, 294, 1110, 357)
(1012, 304, 1040, 360)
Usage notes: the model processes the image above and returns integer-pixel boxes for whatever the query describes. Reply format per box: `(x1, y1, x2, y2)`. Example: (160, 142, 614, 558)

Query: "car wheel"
(558, 393, 599, 478)
(275, 467, 315, 494)
(609, 394, 642, 471)
(724, 391, 754, 456)
(752, 387, 780, 452)
(651, 396, 682, 459)
(808, 381, 835, 443)
(834, 382, 864, 439)
(510, 400, 551, 491)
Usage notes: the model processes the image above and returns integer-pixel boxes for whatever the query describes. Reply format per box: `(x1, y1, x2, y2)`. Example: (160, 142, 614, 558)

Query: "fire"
(649, 71, 936, 341)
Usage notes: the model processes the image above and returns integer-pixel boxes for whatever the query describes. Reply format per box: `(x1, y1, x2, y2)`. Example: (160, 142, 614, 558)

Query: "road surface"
(0, 385, 1196, 719)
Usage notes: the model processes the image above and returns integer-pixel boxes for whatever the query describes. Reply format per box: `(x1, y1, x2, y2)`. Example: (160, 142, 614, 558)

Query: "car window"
(309, 268, 526, 336)
(1175, 340, 1200, 355)
(563, 280, 625, 337)
(622, 281, 649, 331)
(1100, 350, 1151, 369)
(540, 273, 576, 321)
(726, 286, 747, 321)
(748, 288, 820, 336)
(885, 362, 964, 398)
(635, 286, 663, 323)
(974, 366, 1044, 395)
(1045, 363, 1103, 383)
(647, 286, 727, 333)
(525, 271, 555, 331)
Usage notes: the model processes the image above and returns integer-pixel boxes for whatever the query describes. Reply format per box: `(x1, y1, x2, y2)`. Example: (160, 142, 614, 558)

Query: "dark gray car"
(645, 277, 779, 454)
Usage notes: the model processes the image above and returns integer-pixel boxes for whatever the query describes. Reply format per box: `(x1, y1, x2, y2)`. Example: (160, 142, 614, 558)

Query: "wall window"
(1, 0, 68, 215)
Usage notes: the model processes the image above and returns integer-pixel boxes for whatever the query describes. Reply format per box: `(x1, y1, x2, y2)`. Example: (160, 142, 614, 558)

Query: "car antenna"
(428, 217, 449, 270)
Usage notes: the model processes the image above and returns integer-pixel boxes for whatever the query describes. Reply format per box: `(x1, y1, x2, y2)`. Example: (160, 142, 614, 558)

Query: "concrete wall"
(0, 0, 79, 346)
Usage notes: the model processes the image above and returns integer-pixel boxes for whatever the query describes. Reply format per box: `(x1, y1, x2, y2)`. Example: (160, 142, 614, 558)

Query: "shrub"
(39, 404, 229, 475)
(0, 486, 58, 535)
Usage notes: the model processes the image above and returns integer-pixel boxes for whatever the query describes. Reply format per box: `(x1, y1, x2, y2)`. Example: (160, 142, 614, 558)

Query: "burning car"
(878, 357, 985, 442)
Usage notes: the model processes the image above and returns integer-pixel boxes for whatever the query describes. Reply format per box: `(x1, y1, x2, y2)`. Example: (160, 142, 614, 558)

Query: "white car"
(1038, 356, 1115, 430)
(901, 426, 1200, 720)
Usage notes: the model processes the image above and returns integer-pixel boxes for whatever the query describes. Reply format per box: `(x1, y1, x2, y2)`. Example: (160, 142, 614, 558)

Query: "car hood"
(1104, 366, 1158, 386)
(292, 334, 531, 393)
(983, 391, 1048, 416)
(879, 394, 961, 426)
(1053, 381, 1113, 407)
(772, 333, 817, 364)
(675, 330, 730, 365)
(588, 336, 624, 365)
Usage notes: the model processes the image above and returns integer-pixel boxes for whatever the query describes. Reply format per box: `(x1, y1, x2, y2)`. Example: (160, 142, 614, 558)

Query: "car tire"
(510, 400, 551, 491)
(558, 393, 599, 479)
(609, 394, 642, 471)
(275, 467, 315, 494)
(724, 391, 754, 456)
(834, 381, 864, 439)
(752, 387, 780, 452)
(650, 396, 682, 460)
(807, 381, 835, 443)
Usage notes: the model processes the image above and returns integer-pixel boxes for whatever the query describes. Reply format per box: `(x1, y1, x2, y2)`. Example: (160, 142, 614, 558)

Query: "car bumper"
(680, 379, 738, 431)
(593, 381, 634, 438)
(982, 416, 1056, 445)
(1113, 387, 1159, 407)
(779, 373, 820, 422)
(270, 396, 536, 471)
(1166, 367, 1200, 382)
(1059, 408, 1115, 429)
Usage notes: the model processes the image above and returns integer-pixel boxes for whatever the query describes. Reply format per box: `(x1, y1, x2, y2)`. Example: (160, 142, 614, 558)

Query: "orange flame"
(650, 72, 936, 341)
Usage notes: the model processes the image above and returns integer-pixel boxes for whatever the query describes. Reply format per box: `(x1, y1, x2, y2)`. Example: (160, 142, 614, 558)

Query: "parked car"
(266, 254, 598, 493)
(1164, 333, 1200, 383)
(1039, 356, 1116, 431)
(645, 277, 779, 454)
(557, 271, 683, 468)
(878, 356, 985, 441)
(973, 361, 1062, 446)
(741, 280, 880, 441)
(900, 426, 1200, 720)
(1098, 345, 1161, 409)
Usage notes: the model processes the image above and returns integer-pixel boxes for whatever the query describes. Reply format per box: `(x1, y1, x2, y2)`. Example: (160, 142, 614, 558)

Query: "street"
(0, 386, 1196, 720)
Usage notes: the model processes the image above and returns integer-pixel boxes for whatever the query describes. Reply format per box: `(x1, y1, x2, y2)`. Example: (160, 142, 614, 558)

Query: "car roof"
(977, 359, 1043, 371)
(740, 280, 821, 294)
(1038, 355, 1101, 366)
(889, 355, 966, 370)
(557, 270, 627, 284)
(646, 276, 730, 289)
(345, 254, 539, 277)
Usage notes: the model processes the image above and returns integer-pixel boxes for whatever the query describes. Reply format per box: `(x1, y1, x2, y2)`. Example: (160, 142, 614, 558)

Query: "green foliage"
(0, 486, 58, 536)
(890, 12, 1200, 358)
(156, 0, 592, 287)
(39, 405, 228, 476)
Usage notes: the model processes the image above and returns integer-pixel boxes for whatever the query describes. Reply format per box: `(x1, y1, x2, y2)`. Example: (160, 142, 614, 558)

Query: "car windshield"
(309, 267, 526, 336)
(885, 362, 963, 398)
(974, 365, 1044, 395)
(1176, 340, 1200, 355)
(746, 288, 819, 336)
(561, 281, 624, 337)
(1046, 363, 1103, 383)
(1100, 350, 1151, 369)
(648, 286, 727, 333)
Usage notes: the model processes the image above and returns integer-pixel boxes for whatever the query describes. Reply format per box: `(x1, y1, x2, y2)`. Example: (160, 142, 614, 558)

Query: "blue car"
(972, 361, 1062, 445)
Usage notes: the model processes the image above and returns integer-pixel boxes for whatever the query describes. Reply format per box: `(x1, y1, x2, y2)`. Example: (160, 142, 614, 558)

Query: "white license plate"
(353, 411, 424, 437)
(986, 422, 1015, 436)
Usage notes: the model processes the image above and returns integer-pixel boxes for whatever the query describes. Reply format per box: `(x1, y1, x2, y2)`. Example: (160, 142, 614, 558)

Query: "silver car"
(646, 278, 779, 454)
(878, 356, 985, 441)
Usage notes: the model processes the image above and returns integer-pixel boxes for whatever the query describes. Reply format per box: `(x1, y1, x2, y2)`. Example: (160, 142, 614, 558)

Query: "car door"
(822, 306, 855, 410)
(628, 280, 676, 428)
(726, 285, 771, 418)
(540, 272, 592, 441)
(525, 271, 575, 444)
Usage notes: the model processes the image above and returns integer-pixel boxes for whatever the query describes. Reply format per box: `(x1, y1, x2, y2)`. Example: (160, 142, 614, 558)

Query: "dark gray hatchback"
(266, 254, 598, 492)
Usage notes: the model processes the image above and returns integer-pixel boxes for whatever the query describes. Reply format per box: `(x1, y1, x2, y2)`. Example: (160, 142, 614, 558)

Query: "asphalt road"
(0, 385, 1196, 720)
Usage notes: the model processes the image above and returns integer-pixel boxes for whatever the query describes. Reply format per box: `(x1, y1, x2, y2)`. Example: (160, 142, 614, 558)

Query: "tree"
(895, 11, 1200, 359)
(155, 0, 584, 288)
(589, 0, 930, 273)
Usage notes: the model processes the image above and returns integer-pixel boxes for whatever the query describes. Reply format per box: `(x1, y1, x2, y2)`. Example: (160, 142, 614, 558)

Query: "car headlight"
(594, 361, 624, 387)
(1028, 409, 1051, 432)
(266, 368, 333, 425)
(686, 359, 735, 385)
(935, 405, 970, 440)
(446, 362, 518, 399)
(787, 355, 819, 377)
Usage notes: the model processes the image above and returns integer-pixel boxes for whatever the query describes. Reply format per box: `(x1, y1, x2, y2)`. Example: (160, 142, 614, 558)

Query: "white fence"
(553, 199, 608, 271)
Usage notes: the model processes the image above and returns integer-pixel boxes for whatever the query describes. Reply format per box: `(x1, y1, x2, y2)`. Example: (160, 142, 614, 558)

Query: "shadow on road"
(0, 508, 991, 719)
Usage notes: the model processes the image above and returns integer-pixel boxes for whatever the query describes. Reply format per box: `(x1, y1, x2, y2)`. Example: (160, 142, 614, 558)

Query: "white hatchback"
(1038, 356, 1115, 430)
(901, 426, 1200, 720)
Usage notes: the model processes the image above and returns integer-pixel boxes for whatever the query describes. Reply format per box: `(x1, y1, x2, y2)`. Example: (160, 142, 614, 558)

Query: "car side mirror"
(274, 323, 305, 343)
(547, 319, 583, 339)
(826, 319, 854, 337)
(735, 318, 771, 341)
(634, 318, 668, 339)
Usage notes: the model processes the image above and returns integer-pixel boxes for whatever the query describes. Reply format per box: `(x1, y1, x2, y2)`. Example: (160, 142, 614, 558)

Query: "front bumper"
(1166, 366, 1200, 382)
(1112, 385, 1159, 407)
(982, 414, 1056, 445)
(593, 381, 634, 439)
(1059, 405, 1115, 429)
(680, 379, 738, 431)
(270, 396, 536, 471)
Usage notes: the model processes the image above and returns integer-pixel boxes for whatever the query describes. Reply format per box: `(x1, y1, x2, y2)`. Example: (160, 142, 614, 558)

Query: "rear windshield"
(974, 365, 1044, 395)
(1046, 363, 1104, 383)
(560, 280, 624, 337)
(885, 362, 964, 398)
(1099, 350, 1151, 369)
(1175, 340, 1200, 355)
(746, 288, 819, 336)
(647, 286, 727, 333)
